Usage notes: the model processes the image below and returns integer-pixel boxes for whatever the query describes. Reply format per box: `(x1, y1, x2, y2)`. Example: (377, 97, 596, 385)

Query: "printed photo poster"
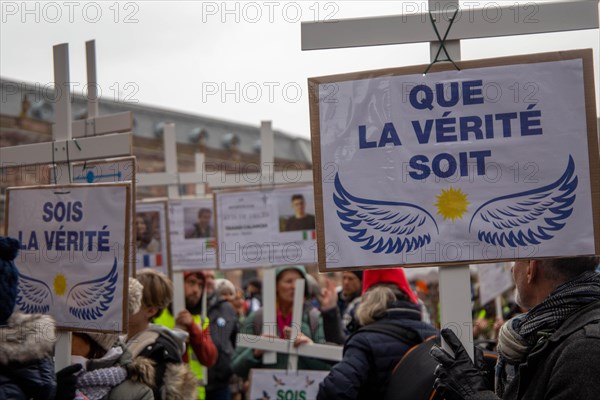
(309, 50, 600, 271)
(5, 183, 131, 332)
(135, 200, 171, 278)
(215, 185, 317, 270)
(249, 369, 329, 400)
(73, 156, 137, 271)
(168, 198, 217, 271)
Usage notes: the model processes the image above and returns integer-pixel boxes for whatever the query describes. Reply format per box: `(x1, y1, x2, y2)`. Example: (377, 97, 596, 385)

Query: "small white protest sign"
(309, 51, 599, 271)
(168, 198, 217, 270)
(6, 183, 130, 332)
(249, 369, 329, 400)
(136, 200, 171, 277)
(476, 262, 514, 306)
(215, 185, 318, 269)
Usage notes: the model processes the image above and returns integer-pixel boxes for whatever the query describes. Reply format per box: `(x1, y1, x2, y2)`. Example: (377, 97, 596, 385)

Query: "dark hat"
(0, 237, 21, 324)
(184, 271, 205, 281)
(351, 271, 363, 281)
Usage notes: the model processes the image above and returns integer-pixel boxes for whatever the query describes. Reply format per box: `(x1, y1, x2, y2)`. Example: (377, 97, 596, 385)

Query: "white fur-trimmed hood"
(0, 313, 56, 364)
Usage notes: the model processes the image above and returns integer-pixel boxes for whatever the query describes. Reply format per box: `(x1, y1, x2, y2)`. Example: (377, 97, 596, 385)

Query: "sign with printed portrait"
(215, 185, 318, 269)
(5, 183, 131, 332)
(309, 50, 600, 271)
(135, 200, 171, 277)
(168, 197, 217, 271)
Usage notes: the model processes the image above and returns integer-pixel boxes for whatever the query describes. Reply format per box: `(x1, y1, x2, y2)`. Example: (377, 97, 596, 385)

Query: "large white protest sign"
(5, 183, 130, 332)
(168, 198, 217, 270)
(249, 369, 329, 400)
(216, 185, 318, 269)
(309, 50, 600, 271)
(136, 200, 171, 277)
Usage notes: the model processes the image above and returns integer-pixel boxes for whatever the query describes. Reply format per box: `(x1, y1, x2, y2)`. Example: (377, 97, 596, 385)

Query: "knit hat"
(0, 237, 20, 324)
(275, 265, 307, 280)
(362, 268, 418, 303)
(214, 278, 235, 296)
(350, 271, 363, 281)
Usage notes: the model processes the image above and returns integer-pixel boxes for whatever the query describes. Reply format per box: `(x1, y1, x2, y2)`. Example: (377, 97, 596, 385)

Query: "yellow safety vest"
(154, 309, 210, 400)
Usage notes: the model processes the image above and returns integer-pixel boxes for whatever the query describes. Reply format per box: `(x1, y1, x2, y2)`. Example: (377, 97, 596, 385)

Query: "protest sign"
(249, 369, 329, 400)
(136, 200, 171, 277)
(215, 185, 317, 269)
(309, 50, 600, 271)
(5, 183, 131, 332)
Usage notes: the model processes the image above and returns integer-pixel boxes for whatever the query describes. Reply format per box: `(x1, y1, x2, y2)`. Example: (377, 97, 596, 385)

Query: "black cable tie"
(424, 9, 461, 75)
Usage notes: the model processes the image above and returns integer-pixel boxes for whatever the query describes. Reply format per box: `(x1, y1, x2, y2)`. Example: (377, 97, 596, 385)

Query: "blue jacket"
(318, 301, 437, 400)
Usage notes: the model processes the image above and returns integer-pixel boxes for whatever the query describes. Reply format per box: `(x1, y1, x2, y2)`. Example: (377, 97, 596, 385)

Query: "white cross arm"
(301, 0, 599, 50)
(205, 169, 314, 189)
(0, 132, 132, 166)
(236, 335, 343, 362)
(72, 112, 133, 138)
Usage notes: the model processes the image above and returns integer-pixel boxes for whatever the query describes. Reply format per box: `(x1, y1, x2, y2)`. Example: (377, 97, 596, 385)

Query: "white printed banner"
(249, 369, 328, 400)
(310, 51, 599, 271)
(136, 201, 171, 277)
(168, 198, 217, 271)
(6, 184, 130, 332)
(216, 185, 317, 269)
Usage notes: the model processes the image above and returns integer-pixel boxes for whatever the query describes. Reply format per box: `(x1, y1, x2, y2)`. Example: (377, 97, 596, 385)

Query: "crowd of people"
(1, 234, 599, 399)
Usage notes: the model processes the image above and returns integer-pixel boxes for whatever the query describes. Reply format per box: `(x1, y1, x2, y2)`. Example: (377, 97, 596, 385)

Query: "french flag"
(143, 253, 163, 267)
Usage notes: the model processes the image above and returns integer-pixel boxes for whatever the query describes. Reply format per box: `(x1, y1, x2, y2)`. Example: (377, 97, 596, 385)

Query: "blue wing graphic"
(67, 258, 118, 320)
(469, 156, 577, 247)
(16, 272, 54, 314)
(334, 173, 439, 254)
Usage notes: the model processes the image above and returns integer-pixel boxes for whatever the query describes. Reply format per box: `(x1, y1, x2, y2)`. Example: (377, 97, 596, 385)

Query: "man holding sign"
(431, 256, 600, 399)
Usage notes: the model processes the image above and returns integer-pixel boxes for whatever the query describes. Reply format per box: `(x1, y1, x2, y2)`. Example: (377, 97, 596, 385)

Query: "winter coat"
(232, 304, 332, 379)
(80, 341, 154, 400)
(127, 324, 197, 400)
(317, 301, 437, 400)
(0, 313, 57, 400)
(475, 299, 600, 400)
(203, 295, 239, 392)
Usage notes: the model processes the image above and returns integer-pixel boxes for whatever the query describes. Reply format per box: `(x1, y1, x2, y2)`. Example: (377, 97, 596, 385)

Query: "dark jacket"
(205, 294, 239, 392)
(317, 301, 437, 400)
(475, 299, 600, 400)
(0, 313, 57, 400)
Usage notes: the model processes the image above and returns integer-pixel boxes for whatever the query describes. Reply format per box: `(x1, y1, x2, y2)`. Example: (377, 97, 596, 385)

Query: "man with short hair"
(285, 194, 316, 231)
(431, 256, 600, 399)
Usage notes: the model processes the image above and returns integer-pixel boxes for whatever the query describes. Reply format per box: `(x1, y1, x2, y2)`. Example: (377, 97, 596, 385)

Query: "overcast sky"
(1, 0, 598, 139)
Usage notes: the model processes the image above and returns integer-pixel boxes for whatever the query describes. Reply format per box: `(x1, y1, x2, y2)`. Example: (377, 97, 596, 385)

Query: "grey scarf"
(495, 271, 600, 396)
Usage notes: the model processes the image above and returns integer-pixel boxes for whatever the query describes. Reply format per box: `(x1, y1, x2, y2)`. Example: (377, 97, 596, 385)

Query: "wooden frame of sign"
(4, 182, 132, 333)
(213, 183, 318, 270)
(309, 49, 600, 272)
(136, 198, 173, 279)
(72, 156, 137, 273)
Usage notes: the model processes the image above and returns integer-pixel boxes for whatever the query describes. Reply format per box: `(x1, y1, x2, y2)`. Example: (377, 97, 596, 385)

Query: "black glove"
(430, 328, 489, 400)
(56, 363, 83, 400)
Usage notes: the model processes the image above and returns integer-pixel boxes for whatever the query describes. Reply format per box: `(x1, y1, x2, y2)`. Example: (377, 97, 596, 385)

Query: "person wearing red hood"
(318, 267, 437, 400)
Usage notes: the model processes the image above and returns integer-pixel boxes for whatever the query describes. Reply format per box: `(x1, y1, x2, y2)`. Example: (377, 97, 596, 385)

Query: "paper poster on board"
(249, 369, 329, 400)
(477, 262, 514, 306)
(216, 185, 318, 269)
(136, 200, 171, 277)
(169, 198, 217, 270)
(5, 183, 130, 332)
(309, 50, 600, 271)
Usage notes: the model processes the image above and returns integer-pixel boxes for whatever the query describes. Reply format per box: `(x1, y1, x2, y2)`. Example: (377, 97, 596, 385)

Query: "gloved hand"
(56, 363, 83, 400)
(430, 328, 489, 399)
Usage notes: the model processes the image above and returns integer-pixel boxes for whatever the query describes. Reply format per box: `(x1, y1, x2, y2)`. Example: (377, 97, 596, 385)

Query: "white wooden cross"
(0, 42, 134, 369)
(301, 0, 599, 359)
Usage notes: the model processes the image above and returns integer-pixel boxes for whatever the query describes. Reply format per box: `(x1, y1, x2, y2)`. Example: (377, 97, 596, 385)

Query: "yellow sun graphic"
(54, 273, 67, 296)
(435, 187, 470, 221)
